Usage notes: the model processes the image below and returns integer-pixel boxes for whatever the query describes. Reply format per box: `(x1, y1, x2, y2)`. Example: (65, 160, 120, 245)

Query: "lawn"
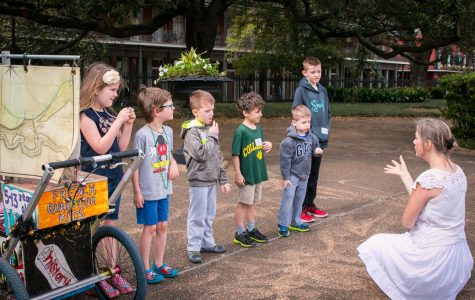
(206, 99, 447, 119)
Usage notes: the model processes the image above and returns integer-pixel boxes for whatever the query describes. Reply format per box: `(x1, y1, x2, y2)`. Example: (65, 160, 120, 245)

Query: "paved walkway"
(116, 117, 475, 299)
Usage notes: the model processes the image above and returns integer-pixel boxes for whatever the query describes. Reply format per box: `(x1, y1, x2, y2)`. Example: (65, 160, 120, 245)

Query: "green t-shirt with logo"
(231, 124, 268, 185)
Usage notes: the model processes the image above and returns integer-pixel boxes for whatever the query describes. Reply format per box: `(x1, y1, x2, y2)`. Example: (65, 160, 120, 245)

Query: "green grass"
(207, 99, 447, 119)
(124, 99, 446, 119)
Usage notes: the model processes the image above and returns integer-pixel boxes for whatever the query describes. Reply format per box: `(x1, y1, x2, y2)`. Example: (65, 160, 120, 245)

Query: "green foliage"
(154, 48, 223, 82)
(439, 73, 475, 139)
(203, 99, 445, 119)
(327, 87, 431, 103)
(225, 4, 344, 76)
(427, 86, 446, 99)
(0, 16, 107, 65)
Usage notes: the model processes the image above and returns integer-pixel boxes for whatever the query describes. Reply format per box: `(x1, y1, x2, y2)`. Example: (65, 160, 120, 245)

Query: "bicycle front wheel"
(0, 257, 29, 300)
(92, 226, 147, 300)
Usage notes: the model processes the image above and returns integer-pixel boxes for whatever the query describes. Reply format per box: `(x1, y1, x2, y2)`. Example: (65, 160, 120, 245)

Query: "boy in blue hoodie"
(292, 56, 331, 222)
(278, 105, 322, 237)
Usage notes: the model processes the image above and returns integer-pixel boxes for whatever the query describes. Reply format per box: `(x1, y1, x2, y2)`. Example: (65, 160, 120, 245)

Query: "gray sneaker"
(188, 251, 203, 264)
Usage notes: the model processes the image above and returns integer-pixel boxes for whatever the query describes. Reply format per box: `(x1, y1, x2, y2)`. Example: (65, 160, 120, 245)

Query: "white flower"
(102, 70, 121, 85)
(159, 71, 164, 77)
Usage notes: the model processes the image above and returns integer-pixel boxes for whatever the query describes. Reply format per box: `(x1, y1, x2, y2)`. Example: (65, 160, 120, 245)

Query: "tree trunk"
(184, 0, 231, 57)
(409, 49, 433, 87)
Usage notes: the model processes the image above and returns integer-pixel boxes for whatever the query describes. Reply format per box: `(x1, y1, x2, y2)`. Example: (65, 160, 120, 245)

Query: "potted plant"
(154, 48, 230, 104)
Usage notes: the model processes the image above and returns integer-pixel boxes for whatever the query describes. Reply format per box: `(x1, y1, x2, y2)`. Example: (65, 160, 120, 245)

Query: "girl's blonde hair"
(137, 86, 172, 123)
(80, 62, 124, 112)
(416, 118, 457, 155)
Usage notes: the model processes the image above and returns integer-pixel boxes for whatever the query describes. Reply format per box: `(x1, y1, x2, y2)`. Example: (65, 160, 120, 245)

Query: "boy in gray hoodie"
(278, 105, 322, 237)
(181, 90, 232, 263)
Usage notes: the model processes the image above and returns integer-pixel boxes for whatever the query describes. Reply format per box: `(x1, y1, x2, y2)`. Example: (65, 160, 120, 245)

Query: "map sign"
(0, 65, 80, 182)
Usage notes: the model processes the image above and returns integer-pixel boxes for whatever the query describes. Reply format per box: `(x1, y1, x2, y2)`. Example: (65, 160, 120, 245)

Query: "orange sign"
(36, 177, 109, 229)
(1, 173, 109, 231)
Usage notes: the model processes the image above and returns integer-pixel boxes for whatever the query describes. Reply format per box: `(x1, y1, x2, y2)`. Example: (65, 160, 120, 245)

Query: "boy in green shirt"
(231, 92, 272, 247)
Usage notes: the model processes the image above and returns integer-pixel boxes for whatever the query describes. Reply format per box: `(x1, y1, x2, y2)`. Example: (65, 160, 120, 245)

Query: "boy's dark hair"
(236, 92, 265, 115)
(137, 87, 171, 123)
(303, 56, 321, 70)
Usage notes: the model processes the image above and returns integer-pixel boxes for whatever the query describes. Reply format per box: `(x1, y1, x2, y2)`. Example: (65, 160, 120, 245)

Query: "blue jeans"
(278, 174, 308, 227)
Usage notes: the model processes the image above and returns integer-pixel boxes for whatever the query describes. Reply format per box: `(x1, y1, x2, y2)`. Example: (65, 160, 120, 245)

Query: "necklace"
(92, 108, 116, 131)
(147, 124, 170, 190)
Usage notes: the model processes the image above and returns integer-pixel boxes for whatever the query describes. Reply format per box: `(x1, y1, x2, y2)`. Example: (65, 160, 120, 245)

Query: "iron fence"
(120, 73, 435, 105)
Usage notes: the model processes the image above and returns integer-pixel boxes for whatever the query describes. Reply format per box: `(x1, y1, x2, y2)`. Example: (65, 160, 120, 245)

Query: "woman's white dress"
(358, 166, 473, 300)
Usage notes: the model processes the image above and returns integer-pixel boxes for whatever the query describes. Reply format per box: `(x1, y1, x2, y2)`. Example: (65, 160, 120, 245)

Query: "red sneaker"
(301, 210, 315, 223)
(306, 206, 328, 218)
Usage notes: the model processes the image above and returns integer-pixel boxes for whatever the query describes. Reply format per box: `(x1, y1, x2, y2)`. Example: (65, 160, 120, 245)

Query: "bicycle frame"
(2, 149, 144, 262)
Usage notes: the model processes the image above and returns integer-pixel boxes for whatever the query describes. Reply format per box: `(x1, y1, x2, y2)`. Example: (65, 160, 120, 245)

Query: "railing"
(119, 74, 436, 105)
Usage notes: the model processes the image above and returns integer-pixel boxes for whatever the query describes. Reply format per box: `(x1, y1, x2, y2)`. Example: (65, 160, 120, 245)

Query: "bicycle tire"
(92, 226, 147, 300)
(0, 258, 29, 300)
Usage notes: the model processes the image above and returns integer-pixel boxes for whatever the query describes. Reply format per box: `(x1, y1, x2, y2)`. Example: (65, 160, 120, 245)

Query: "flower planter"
(158, 76, 231, 103)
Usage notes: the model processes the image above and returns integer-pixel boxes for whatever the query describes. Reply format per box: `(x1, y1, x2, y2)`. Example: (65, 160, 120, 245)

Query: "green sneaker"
(233, 231, 256, 248)
(288, 223, 310, 232)
(247, 228, 268, 243)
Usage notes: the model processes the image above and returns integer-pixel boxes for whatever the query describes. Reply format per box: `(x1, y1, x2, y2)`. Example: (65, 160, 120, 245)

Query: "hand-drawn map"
(0, 65, 80, 182)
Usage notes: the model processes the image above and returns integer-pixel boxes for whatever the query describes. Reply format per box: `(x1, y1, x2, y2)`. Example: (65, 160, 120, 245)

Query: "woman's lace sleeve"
(412, 170, 445, 190)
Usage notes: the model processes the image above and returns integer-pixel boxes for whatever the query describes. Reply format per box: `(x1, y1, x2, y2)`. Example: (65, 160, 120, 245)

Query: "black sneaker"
(233, 232, 256, 248)
(247, 228, 268, 243)
(188, 251, 203, 264)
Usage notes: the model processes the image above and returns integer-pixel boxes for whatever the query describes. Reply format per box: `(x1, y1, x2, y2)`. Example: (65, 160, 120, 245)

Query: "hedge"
(327, 87, 430, 103)
(439, 73, 475, 139)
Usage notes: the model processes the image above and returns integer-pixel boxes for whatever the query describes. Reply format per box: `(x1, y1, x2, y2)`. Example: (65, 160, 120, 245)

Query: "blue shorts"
(105, 178, 121, 220)
(136, 195, 169, 225)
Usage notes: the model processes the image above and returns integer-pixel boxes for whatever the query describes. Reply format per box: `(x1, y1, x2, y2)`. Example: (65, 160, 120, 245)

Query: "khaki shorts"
(237, 183, 262, 205)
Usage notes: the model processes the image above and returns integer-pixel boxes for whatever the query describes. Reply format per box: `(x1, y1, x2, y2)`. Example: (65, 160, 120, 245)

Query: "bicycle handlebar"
(43, 149, 140, 170)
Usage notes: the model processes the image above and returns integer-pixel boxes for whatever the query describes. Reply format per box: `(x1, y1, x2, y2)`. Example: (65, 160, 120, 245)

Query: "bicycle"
(0, 149, 147, 300)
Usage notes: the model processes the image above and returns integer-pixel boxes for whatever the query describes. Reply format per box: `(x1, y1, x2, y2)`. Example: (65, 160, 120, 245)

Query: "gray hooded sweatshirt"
(279, 126, 320, 181)
(181, 119, 228, 187)
(292, 78, 331, 147)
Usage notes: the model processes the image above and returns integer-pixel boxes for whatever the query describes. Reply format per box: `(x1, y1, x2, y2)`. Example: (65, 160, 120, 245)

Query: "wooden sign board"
(1, 172, 109, 232)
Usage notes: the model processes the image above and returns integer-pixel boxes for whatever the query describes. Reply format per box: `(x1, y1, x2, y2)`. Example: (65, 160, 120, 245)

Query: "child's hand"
(126, 107, 136, 125)
(134, 193, 144, 208)
(282, 179, 292, 189)
(117, 107, 135, 124)
(168, 160, 179, 180)
(209, 120, 219, 135)
(221, 183, 232, 194)
(263, 141, 272, 153)
(384, 155, 408, 177)
(235, 173, 245, 187)
(315, 147, 323, 156)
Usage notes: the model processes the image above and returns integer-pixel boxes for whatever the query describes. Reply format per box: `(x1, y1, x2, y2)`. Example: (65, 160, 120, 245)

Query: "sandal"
(153, 263, 179, 278)
(99, 280, 120, 299)
(111, 274, 134, 295)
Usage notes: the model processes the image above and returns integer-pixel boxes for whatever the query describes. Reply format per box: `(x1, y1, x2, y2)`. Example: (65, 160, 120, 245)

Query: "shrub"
(439, 73, 475, 140)
(327, 87, 430, 103)
(428, 86, 445, 99)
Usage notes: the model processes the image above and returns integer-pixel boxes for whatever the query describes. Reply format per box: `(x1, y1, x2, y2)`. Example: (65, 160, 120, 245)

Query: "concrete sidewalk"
(117, 117, 475, 299)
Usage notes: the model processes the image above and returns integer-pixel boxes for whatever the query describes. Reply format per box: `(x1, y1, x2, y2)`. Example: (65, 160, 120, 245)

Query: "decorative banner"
(0, 65, 80, 183)
(23, 220, 94, 297)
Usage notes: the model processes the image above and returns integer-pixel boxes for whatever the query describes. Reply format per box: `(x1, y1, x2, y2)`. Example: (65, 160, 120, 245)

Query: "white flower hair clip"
(102, 69, 121, 85)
